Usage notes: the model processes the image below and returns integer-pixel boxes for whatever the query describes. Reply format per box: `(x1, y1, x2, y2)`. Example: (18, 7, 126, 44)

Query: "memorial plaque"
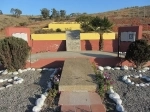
(66, 30, 81, 51)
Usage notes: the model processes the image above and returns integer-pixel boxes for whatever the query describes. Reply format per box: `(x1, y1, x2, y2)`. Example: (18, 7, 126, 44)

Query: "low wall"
(31, 39, 130, 53)
(26, 57, 150, 68)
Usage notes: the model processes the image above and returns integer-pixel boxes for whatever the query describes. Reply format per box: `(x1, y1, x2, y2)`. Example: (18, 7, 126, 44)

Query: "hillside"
(0, 5, 150, 38)
(93, 5, 150, 18)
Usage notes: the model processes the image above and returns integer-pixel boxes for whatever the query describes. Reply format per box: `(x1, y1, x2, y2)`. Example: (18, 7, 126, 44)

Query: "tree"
(15, 9, 22, 17)
(40, 8, 50, 19)
(89, 16, 113, 51)
(10, 8, 22, 17)
(0, 37, 30, 71)
(60, 10, 66, 18)
(125, 39, 150, 69)
(75, 15, 94, 32)
(51, 8, 57, 18)
(0, 10, 2, 15)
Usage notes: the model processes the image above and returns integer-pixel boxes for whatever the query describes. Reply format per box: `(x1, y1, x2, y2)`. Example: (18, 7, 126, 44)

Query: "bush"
(56, 28, 61, 32)
(0, 37, 31, 71)
(34, 29, 54, 34)
(19, 22, 27, 26)
(125, 39, 150, 69)
(92, 63, 114, 99)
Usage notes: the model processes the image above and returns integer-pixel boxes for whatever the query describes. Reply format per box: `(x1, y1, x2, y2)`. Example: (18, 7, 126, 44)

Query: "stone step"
(61, 104, 106, 112)
(59, 92, 102, 105)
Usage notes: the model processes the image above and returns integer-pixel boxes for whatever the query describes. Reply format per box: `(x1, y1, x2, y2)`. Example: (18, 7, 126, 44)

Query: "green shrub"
(34, 29, 54, 34)
(92, 63, 114, 99)
(56, 28, 61, 32)
(125, 39, 150, 69)
(19, 22, 27, 26)
(0, 37, 31, 71)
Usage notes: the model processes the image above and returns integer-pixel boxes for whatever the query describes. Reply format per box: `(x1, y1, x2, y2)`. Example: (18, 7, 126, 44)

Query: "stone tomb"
(59, 58, 97, 92)
(66, 30, 81, 51)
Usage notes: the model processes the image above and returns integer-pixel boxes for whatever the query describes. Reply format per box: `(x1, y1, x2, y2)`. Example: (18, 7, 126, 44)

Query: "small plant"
(46, 84, 58, 107)
(56, 28, 61, 32)
(92, 63, 114, 99)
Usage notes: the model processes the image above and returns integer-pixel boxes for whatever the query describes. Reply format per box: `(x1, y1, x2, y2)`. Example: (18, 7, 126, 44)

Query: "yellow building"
(43, 22, 81, 31)
(39, 22, 115, 40)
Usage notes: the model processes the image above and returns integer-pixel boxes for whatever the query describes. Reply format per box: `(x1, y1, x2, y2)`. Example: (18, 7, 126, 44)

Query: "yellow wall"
(48, 23, 81, 31)
(31, 33, 115, 40)
(31, 34, 66, 40)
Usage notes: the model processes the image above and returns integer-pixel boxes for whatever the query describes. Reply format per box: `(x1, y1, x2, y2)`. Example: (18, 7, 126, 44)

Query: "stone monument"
(66, 30, 81, 51)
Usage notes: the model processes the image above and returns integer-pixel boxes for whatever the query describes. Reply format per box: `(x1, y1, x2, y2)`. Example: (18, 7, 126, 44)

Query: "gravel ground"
(105, 70, 150, 112)
(0, 70, 53, 112)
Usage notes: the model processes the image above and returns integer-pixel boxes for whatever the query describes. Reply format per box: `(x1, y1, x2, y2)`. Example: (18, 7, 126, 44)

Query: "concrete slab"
(59, 58, 97, 92)
(91, 104, 106, 112)
(59, 92, 102, 106)
(61, 105, 75, 112)
(75, 105, 91, 112)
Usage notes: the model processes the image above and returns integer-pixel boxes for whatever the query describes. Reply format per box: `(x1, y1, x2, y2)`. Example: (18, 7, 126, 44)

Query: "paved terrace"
(29, 51, 125, 60)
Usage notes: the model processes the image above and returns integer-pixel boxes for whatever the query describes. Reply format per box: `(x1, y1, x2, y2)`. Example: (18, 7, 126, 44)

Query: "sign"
(121, 32, 136, 42)
(12, 33, 28, 41)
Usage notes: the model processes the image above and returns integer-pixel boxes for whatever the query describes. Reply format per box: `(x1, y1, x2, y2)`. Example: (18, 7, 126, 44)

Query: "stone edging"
(32, 68, 59, 112)
(122, 75, 150, 87)
(107, 86, 125, 112)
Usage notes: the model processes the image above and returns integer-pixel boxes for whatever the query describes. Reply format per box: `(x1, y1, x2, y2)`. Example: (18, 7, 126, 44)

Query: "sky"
(0, 0, 150, 15)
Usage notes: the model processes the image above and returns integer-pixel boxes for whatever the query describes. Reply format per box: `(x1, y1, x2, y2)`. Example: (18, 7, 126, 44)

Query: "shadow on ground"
(26, 70, 53, 112)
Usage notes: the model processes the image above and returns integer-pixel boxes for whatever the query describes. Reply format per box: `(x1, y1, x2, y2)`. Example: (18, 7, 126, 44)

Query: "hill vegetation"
(0, 5, 150, 38)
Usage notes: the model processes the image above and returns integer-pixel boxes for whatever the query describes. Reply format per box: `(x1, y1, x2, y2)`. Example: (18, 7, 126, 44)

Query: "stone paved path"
(58, 58, 106, 112)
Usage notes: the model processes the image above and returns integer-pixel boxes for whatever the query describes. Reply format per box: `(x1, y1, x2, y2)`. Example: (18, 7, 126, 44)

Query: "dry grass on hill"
(0, 5, 150, 39)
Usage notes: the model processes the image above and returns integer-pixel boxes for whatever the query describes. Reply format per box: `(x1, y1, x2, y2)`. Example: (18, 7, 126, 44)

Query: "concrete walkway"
(30, 51, 125, 60)
(58, 58, 106, 112)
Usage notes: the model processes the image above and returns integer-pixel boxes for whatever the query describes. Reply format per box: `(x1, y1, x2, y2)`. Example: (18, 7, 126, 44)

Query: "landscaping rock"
(139, 74, 142, 77)
(122, 76, 128, 81)
(3, 79, 8, 82)
(42, 68, 49, 71)
(121, 65, 128, 70)
(107, 88, 115, 94)
(32, 106, 42, 112)
(7, 79, 13, 82)
(104, 66, 111, 70)
(0, 79, 4, 83)
(8, 72, 12, 75)
(143, 67, 149, 71)
(98, 66, 104, 71)
(0, 87, 5, 90)
(36, 98, 45, 108)
(2, 70, 8, 75)
(6, 84, 13, 88)
(116, 104, 125, 112)
(135, 84, 140, 86)
(36, 68, 42, 72)
(140, 83, 145, 87)
(114, 67, 120, 70)
(22, 69, 28, 72)
(18, 69, 23, 74)
(109, 93, 120, 100)
(27, 68, 31, 71)
(13, 72, 19, 75)
(114, 98, 122, 105)
(134, 75, 139, 78)
(31, 68, 36, 71)
(14, 76, 18, 81)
